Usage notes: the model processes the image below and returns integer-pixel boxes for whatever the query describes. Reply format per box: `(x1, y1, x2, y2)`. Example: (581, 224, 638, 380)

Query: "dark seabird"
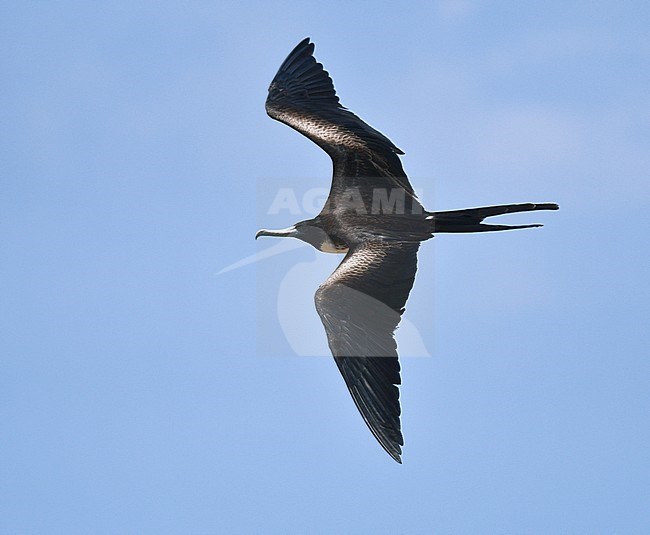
(256, 38, 558, 463)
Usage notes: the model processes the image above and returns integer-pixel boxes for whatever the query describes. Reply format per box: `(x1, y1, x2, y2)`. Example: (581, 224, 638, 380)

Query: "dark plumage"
(256, 38, 558, 463)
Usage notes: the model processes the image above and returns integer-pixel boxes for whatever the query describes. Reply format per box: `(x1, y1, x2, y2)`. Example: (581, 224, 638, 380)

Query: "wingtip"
(384, 442, 404, 464)
(278, 38, 315, 70)
(296, 36, 313, 54)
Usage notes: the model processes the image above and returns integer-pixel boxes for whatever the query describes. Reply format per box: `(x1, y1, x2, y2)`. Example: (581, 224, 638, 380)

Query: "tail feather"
(430, 202, 558, 233)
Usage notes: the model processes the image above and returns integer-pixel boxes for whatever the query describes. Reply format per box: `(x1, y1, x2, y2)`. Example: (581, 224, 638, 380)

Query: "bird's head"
(255, 219, 330, 250)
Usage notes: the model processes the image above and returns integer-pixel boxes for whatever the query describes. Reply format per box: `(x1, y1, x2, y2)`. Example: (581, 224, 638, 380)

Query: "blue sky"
(1, 2, 649, 533)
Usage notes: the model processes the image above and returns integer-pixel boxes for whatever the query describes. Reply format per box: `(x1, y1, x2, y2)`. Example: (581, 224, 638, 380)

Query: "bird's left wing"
(314, 241, 420, 463)
(265, 38, 419, 201)
(265, 38, 403, 157)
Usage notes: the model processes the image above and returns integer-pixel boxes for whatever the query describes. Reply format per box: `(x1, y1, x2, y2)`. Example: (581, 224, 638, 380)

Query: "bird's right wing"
(314, 241, 420, 463)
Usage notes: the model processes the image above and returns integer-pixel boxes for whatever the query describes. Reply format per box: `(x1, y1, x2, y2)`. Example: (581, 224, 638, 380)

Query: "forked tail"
(430, 202, 559, 233)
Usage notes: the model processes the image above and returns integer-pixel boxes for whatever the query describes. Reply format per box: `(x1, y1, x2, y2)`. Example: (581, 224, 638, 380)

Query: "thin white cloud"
(216, 239, 306, 275)
(436, 0, 474, 21)
(476, 107, 584, 168)
(482, 27, 620, 72)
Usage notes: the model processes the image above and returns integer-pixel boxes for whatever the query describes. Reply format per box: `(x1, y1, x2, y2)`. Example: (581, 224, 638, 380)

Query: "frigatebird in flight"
(256, 38, 558, 463)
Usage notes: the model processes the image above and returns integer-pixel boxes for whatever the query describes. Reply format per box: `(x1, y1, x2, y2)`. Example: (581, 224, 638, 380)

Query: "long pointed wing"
(266, 38, 420, 206)
(314, 242, 420, 463)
